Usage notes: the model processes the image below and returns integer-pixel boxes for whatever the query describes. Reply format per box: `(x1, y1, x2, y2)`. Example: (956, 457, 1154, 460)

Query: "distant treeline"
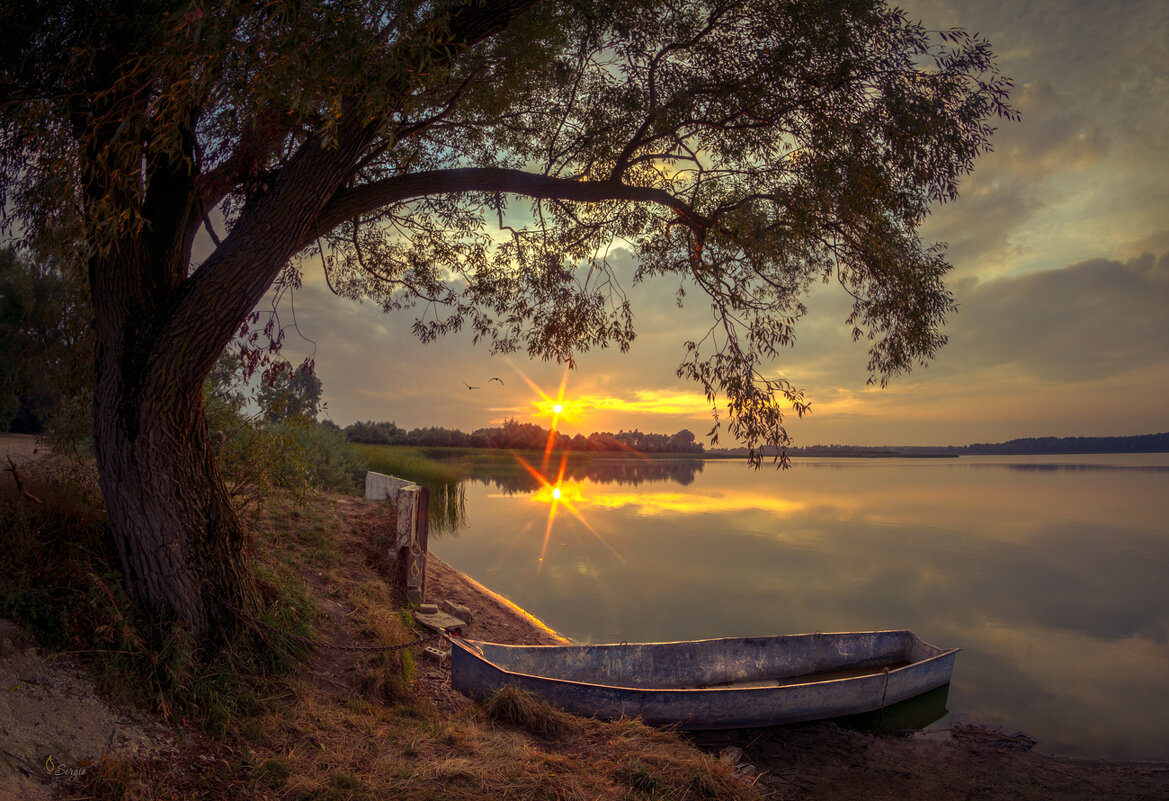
(961, 433, 1169, 455)
(708, 432, 1169, 457)
(343, 418, 705, 454)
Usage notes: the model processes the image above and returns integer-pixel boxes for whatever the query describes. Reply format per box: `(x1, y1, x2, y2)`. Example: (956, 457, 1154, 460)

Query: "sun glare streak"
(508, 363, 580, 470)
(507, 364, 686, 474)
(512, 451, 625, 568)
(541, 369, 572, 469)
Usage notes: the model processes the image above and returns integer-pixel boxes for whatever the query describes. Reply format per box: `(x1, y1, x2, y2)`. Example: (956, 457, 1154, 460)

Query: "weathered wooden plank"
(405, 486, 430, 604)
(365, 471, 414, 501)
(366, 472, 431, 603)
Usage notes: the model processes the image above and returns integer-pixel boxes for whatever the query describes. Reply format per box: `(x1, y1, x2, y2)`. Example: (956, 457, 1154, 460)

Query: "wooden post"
(366, 471, 430, 603)
(405, 486, 429, 604)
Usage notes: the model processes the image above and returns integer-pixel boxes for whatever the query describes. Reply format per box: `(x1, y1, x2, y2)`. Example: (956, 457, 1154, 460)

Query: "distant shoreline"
(707, 432, 1169, 459)
(702, 451, 960, 459)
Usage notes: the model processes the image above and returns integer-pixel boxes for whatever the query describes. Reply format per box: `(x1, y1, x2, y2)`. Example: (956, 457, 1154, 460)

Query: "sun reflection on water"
(513, 453, 625, 568)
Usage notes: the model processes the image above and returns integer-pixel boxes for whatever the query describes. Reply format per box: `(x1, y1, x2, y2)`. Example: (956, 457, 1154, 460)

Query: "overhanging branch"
(311, 168, 709, 247)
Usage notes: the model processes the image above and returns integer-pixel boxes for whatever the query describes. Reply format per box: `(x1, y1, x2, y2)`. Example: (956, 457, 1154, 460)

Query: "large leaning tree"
(0, 0, 1013, 636)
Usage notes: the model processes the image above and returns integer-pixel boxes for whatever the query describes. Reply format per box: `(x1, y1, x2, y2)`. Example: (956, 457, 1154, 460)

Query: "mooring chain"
(224, 601, 447, 653)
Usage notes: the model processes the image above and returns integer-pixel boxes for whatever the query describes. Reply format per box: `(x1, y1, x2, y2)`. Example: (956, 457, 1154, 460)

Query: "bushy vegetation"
(205, 351, 367, 505)
(0, 247, 91, 451)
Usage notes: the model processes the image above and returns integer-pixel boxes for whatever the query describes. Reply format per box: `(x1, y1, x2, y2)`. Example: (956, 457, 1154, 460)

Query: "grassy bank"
(0, 455, 756, 801)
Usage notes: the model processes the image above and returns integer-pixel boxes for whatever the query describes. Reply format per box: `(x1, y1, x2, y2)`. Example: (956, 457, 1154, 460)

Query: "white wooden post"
(365, 471, 429, 603)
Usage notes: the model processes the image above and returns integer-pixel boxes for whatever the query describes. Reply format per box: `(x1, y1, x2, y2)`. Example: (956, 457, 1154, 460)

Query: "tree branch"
(313, 167, 709, 246)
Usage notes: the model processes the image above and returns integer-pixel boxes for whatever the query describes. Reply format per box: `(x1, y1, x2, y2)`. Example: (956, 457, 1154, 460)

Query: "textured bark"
(89, 133, 368, 634)
(92, 364, 257, 634)
(87, 205, 270, 633)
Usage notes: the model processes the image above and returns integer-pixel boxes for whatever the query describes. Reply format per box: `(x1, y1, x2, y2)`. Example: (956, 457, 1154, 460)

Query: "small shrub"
(296, 422, 367, 493)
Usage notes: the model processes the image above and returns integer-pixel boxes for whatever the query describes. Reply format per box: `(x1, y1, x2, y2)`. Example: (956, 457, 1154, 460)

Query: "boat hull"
(450, 630, 957, 730)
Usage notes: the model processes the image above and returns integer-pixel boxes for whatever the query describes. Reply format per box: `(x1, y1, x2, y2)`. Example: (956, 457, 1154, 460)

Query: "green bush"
(205, 356, 365, 502)
(290, 421, 366, 494)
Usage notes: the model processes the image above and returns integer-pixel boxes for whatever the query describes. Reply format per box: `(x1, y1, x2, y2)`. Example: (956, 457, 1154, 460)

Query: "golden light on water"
(514, 453, 624, 568)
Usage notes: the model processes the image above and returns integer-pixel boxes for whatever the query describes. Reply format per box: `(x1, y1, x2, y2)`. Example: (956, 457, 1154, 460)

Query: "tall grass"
(356, 444, 469, 486)
(0, 459, 317, 733)
(355, 445, 469, 534)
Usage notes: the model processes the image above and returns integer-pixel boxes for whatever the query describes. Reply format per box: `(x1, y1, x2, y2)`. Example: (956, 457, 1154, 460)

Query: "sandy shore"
(424, 554, 569, 645)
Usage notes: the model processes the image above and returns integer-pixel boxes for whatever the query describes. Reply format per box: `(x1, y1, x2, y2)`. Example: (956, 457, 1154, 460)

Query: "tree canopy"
(257, 361, 324, 423)
(0, 0, 1014, 633)
(2, 0, 1013, 456)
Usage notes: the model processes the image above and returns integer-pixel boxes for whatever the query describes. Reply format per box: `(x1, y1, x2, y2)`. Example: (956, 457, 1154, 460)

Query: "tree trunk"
(69, 0, 544, 640)
(92, 318, 259, 636)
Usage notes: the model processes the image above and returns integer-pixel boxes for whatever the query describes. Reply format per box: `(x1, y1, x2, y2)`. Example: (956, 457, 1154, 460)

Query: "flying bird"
(462, 381, 480, 390)
(489, 377, 504, 385)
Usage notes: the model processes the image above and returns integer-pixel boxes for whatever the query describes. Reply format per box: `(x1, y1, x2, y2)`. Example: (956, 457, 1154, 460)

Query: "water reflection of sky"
(429, 454, 1169, 761)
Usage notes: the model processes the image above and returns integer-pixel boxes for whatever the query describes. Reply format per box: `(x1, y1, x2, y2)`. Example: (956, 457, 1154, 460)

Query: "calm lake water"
(427, 453, 1169, 761)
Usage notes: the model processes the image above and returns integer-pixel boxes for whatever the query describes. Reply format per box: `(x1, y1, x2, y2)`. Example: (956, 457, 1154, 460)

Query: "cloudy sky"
(262, 0, 1169, 447)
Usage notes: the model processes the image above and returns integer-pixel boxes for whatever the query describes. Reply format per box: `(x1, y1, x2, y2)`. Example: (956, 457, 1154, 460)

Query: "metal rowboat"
(450, 629, 957, 730)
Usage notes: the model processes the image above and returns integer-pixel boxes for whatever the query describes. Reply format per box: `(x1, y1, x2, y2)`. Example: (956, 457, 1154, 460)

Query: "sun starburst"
(513, 451, 624, 569)
(509, 365, 584, 469)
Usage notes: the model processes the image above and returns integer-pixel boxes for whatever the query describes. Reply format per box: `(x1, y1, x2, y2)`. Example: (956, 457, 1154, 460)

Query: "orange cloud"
(494, 388, 712, 423)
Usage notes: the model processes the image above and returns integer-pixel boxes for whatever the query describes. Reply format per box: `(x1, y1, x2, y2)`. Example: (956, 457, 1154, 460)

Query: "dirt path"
(0, 433, 44, 463)
(0, 620, 172, 801)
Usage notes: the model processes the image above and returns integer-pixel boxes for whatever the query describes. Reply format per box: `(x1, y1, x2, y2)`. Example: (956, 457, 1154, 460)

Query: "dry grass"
(238, 680, 756, 801)
(482, 683, 580, 740)
(228, 489, 759, 800)
(19, 478, 761, 801)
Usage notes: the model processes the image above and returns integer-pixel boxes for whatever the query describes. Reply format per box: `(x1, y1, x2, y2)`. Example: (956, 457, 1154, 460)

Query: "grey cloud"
(901, 0, 1167, 275)
(992, 80, 1109, 177)
(920, 171, 1041, 276)
(943, 251, 1169, 381)
(754, 248, 1169, 398)
(1127, 229, 1169, 258)
(919, 79, 1112, 276)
